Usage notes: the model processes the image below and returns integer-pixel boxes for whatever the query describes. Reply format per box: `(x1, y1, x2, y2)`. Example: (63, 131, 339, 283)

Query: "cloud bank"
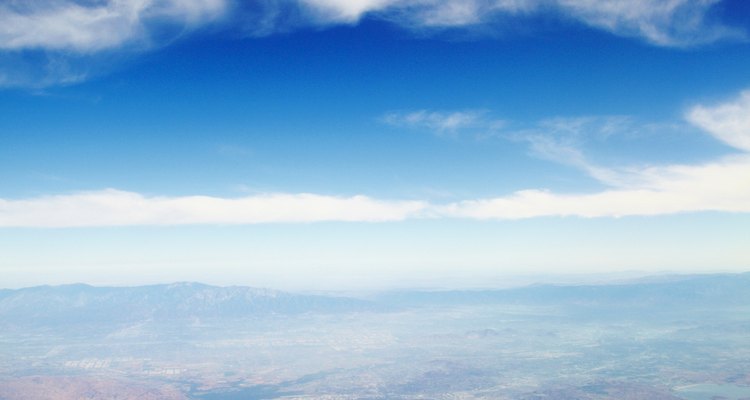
(440, 155, 750, 219)
(0, 191, 428, 227)
(2, 90, 750, 227)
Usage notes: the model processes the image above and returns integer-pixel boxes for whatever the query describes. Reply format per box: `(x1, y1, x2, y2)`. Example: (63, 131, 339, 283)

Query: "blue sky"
(1, 0, 750, 290)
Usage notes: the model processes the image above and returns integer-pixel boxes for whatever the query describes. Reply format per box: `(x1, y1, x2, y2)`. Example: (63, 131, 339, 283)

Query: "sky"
(1, 0, 750, 290)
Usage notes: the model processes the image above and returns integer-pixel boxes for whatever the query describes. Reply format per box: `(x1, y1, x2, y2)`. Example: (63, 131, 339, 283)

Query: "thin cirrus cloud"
(507, 116, 676, 188)
(2, 91, 750, 227)
(381, 110, 490, 135)
(0, 0, 742, 87)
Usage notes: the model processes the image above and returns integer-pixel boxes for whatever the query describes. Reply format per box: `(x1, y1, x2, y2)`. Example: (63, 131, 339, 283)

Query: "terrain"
(1, 273, 750, 399)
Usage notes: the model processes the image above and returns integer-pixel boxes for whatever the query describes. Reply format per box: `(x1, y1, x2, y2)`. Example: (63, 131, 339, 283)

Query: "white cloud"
(0, 0, 736, 53)
(440, 154, 750, 219)
(393, 0, 488, 27)
(297, 0, 740, 46)
(298, 0, 398, 23)
(0, 190, 428, 227)
(0, 0, 739, 87)
(0, 0, 227, 52)
(298, 0, 538, 27)
(555, 0, 740, 46)
(687, 90, 750, 152)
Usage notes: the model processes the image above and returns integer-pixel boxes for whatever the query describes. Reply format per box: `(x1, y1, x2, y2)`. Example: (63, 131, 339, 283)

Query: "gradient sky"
(1, 0, 750, 290)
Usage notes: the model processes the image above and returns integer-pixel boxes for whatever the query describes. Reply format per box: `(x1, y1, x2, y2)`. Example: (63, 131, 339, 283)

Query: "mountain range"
(2, 272, 748, 327)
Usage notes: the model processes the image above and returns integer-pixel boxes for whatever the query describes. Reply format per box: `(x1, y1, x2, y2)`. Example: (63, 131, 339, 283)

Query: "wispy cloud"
(442, 90, 750, 218)
(0, 0, 227, 52)
(0, 0, 741, 87)
(382, 110, 488, 136)
(296, 0, 741, 46)
(507, 116, 654, 187)
(519, 133, 625, 186)
(385, 111, 652, 186)
(553, 0, 741, 47)
(0, 0, 227, 87)
(5, 0, 731, 49)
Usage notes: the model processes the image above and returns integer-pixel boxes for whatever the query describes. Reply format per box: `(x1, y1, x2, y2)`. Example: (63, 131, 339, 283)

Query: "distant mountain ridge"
(1, 273, 748, 327)
(375, 272, 750, 309)
(0, 282, 374, 327)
